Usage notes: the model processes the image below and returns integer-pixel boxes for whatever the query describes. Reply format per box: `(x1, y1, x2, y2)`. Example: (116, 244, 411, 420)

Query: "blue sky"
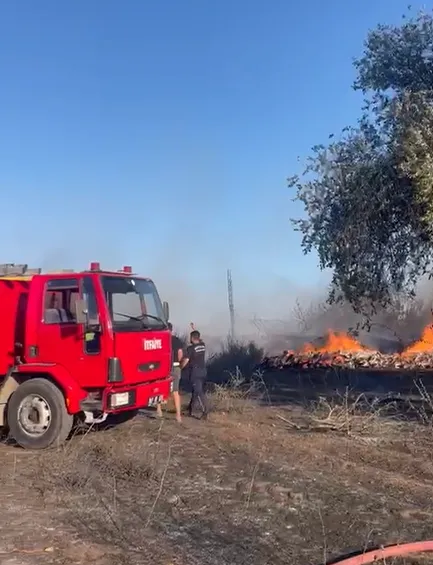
(0, 0, 424, 327)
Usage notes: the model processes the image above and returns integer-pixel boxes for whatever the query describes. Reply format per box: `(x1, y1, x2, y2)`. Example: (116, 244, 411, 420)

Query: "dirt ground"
(1, 370, 433, 565)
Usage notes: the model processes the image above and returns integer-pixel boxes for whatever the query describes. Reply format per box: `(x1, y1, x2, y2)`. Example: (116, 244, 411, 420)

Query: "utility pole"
(227, 269, 235, 341)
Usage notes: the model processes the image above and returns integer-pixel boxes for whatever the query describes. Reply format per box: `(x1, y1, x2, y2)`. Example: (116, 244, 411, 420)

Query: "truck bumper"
(103, 377, 172, 413)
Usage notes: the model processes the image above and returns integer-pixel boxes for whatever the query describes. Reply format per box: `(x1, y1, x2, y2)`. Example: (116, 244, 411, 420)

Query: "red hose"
(330, 541, 433, 565)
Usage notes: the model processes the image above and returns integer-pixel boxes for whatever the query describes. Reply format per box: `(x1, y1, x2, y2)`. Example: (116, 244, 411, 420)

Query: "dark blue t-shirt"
(186, 340, 207, 378)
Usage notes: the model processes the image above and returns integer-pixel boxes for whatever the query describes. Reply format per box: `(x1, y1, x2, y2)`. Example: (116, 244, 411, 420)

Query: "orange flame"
(402, 325, 433, 356)
(318, 331, 372, 353)
(301, 330, 373, 354)
(299, 341, 315, 354)
(297, 324, 433, 357)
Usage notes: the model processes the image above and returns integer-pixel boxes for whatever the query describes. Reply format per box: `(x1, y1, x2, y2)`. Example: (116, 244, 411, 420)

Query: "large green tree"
(291, 10, 433, 318)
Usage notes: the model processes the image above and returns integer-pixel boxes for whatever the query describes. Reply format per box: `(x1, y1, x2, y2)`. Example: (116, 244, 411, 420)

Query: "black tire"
(7, 378, 73, 450)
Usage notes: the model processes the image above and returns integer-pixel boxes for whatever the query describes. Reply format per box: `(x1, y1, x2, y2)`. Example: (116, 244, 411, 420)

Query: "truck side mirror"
(162, 301, 169, 322)
(75, 298, 89, 325)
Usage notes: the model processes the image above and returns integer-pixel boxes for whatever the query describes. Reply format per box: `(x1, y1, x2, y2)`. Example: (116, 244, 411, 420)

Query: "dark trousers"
(188, 376, 208, 416)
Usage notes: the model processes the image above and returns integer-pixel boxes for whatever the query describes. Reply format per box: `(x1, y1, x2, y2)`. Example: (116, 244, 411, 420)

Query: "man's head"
(167, 322, 173, 332)
(190, 330, 201, 343)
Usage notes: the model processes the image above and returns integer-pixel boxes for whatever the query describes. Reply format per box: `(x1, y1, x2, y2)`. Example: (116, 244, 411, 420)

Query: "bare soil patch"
(1, 374, 433, 565)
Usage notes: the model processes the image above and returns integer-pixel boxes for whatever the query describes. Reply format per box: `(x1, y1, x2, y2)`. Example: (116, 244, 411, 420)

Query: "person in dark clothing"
(181, 329, 208, 419)
(156, 322, 184, 422)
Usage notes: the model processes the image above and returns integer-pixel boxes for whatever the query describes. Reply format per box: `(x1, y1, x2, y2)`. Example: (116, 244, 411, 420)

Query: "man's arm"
(180, 345, 193, 370)
(176, 348, 183, 363)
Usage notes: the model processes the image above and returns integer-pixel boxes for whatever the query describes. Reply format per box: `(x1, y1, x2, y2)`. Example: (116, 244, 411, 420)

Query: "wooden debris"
(261, 350, 433, 371)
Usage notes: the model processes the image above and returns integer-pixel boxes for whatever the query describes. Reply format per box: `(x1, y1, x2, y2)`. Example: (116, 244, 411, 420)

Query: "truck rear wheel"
(7, 378, 73, 449)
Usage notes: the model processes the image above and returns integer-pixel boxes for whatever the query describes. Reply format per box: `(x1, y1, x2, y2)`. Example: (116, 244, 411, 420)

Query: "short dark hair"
(190, 330, 200, 340)
(167, 322, 173, 331)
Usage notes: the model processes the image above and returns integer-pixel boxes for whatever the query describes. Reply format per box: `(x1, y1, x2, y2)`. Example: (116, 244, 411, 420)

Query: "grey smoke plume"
(32, 245, 433, 356)
(281, 279, 433, 354)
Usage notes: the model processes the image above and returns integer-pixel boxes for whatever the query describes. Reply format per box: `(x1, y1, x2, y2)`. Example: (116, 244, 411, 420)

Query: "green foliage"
(206, 339, 264, 383)
(291, 9, 433, 318)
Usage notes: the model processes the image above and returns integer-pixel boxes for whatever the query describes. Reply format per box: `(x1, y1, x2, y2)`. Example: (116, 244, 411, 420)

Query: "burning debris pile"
(262, 326, 433, 371)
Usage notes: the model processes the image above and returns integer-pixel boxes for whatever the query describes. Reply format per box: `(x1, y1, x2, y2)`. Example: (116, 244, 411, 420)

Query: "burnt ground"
(262, 366, 433, 407)
(1, 370, 433, 565)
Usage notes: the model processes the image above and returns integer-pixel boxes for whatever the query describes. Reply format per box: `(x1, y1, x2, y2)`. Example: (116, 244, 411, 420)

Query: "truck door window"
(82, 276, 101, 355)
(82, 276, 99, 323)
(43, 279, 79, 324)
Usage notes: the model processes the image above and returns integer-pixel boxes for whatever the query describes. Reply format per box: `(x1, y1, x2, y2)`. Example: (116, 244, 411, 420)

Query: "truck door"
(35, 275, 109, 388)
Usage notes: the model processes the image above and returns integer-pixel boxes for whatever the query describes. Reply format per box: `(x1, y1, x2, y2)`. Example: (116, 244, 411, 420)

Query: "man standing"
(181, 329, 208, 420)
(157, 322, 183, 423)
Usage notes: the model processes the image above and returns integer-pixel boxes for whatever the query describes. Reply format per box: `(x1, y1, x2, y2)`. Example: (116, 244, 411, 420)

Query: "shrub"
(206, 338, 264, 383)
(212, 367, 268, 413)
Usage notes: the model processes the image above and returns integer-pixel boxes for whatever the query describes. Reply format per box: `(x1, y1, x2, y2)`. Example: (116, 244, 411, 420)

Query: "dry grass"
(275, 387, 408, 439)
(409, 378, 433, 425)
(32, 423, 179, 564)
(2, 370, 433, 564)
(211, 368, 269, 413)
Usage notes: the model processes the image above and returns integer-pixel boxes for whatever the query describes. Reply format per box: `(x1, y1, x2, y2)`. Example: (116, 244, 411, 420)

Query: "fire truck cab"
(0, 262, 173, 449)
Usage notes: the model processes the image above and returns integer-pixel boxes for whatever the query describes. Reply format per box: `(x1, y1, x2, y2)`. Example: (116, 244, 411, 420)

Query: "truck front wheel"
(8, 378, 74, 449)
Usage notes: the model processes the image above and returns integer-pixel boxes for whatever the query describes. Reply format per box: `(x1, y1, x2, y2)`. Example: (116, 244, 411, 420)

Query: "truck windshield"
(101, 276, 166, 331)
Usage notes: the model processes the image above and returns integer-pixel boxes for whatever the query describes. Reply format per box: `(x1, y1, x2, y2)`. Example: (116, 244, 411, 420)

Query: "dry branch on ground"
(261, 350, 433, 370)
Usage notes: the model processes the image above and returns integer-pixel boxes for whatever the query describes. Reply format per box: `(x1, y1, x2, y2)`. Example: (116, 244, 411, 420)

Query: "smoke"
(27, 242, 433, 356)
(157, 271, 299, 337)
(22, 194, 433, 353)
(278, 278, 433, 354)
(36, 248, 433, 355)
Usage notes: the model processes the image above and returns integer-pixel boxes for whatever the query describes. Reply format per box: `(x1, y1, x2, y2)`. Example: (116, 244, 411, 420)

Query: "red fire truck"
(0, 262, 172, 449)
